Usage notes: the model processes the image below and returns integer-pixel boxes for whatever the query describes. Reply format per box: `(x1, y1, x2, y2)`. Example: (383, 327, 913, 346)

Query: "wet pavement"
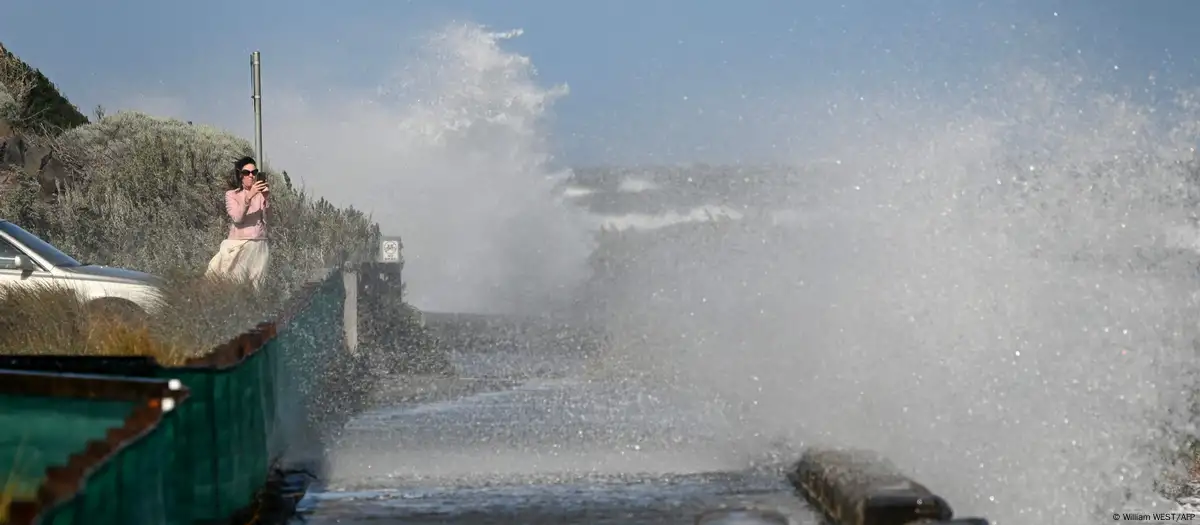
(292, 343, 822, 524)
(296, 469, 816, 524)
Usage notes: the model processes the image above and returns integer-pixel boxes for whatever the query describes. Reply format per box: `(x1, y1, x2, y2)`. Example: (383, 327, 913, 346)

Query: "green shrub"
(1, 111, 378, 297)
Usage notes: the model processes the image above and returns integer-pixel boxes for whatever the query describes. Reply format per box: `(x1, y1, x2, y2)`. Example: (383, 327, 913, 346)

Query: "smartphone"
(255, 170, 267, 183)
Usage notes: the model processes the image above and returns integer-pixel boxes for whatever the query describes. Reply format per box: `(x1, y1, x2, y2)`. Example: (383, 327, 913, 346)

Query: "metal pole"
(250, 51, 263, 165)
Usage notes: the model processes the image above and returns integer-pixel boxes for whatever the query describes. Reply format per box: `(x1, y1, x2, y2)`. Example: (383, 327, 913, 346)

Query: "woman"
(205, 156, 270, 287)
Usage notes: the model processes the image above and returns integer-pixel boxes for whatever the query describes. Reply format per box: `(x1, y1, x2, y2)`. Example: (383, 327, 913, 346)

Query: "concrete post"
(343, 269, 358, 354)
(356, 236, 404, 353)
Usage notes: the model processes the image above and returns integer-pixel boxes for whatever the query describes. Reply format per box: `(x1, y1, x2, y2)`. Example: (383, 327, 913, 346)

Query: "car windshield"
(0, 221, 82, 268)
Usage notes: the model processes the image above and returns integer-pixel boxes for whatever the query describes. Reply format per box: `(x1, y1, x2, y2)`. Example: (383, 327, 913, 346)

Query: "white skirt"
(205, 239, 270, 287)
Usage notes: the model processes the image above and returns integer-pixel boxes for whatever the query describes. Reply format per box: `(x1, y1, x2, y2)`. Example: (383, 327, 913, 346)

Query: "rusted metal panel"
(0, 370, 189, 525)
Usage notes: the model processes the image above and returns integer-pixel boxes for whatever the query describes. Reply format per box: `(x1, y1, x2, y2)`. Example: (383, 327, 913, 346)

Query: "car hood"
(59, 265, 164, 286)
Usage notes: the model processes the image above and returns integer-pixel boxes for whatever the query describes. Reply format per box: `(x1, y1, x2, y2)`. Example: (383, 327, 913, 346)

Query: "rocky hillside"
(0, 43, 80, 200)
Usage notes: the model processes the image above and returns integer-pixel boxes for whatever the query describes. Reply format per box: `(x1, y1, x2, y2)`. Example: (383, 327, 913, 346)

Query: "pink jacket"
(225, 189, 269, 240)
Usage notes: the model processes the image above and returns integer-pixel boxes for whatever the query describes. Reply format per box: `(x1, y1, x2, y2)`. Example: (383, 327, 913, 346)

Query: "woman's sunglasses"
(240, 169, 260, 176)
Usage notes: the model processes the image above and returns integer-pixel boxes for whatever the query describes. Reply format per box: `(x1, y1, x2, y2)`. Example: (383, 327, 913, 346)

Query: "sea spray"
(593, 67, 1200, 524)
(266, 23, 594, 315)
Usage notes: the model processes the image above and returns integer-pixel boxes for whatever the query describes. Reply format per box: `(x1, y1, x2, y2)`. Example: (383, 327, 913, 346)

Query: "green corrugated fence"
(270, 271, 347, 470)
(0, 372, 189, 525)
(0, 269, 350, 525)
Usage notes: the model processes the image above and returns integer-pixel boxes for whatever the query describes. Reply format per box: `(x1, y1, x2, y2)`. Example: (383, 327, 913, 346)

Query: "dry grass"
(149, 269, 284, 363)
(0, 283, 88, 356)
(0, 270, 284, 366)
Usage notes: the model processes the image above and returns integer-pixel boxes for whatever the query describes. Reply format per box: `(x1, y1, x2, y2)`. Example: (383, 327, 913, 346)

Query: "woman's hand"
(248, 180, 269, 198)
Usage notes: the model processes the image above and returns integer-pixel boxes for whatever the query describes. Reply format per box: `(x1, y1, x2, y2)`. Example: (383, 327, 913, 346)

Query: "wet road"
(292, 339, 822, 524)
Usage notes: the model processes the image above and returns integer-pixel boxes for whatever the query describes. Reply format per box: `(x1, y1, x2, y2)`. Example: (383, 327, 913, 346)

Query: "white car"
(0, 219, 164, 317)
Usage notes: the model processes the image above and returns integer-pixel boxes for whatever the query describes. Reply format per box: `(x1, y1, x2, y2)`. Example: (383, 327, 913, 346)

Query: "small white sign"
(380, 239, 400, 263)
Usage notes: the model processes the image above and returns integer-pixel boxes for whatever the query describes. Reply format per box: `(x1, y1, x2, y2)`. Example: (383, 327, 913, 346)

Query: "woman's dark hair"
(229, 156, 257, 189)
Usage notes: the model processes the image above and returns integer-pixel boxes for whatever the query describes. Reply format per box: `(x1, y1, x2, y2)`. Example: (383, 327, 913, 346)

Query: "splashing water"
(270, 18, 1200, 525)
(590, 67, 1200, 523)
(270, 23, 593, 314)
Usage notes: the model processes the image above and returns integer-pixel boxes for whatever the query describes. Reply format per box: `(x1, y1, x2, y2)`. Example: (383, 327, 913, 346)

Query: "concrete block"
(788, 447, 989, 525)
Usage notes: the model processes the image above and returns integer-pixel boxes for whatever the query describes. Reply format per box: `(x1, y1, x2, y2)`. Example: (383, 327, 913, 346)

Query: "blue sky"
(2, 1, 1199, 166)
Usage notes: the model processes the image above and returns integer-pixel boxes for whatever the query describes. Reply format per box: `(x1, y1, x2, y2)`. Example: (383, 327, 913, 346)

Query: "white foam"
(1164, 224, 1200, 254)
(616, 177, 660, 193)
(561, 185, 596, 199)
(593, 205, 743, 232)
